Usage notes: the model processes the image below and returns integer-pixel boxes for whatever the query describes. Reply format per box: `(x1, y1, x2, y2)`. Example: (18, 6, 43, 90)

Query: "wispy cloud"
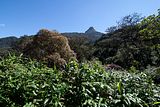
(0, 24, 5, 27)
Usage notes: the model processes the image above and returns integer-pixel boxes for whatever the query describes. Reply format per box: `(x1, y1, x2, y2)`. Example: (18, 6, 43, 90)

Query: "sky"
(0, 0, 160, 38)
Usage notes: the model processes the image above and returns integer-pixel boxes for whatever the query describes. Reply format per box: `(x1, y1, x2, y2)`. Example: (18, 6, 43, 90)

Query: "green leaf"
(153, 102, 160, 105)
(44, 98, 49, 105)
(117, 80, 122, 94)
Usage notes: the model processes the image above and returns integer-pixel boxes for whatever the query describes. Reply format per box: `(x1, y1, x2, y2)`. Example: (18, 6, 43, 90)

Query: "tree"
(117, 13, 144, 28)
(139, 11, 160, 40)
(24, 29, 76, 68)
(13, 35, 33, 52)
(94, 11, 160, 69)
(158, 8, 160, 15)
(105, 26, 117, 33)
(67, 35, 95, 61)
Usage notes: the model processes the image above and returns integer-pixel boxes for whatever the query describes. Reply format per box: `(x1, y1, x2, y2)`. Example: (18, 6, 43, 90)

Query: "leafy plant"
(0, 54, 160, 107)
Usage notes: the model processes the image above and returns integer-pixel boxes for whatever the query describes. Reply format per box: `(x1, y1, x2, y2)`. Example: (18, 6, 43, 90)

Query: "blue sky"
(0, 0, 160, 37)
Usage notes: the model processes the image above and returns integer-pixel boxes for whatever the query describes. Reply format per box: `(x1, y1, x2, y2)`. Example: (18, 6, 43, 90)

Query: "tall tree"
(24, 29, 76, 68)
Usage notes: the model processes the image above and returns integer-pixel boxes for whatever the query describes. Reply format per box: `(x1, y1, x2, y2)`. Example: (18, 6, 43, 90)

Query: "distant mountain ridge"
(62, 27, 103, 42)
(0, 36, 18, 48)
(0, 27, 103, 49)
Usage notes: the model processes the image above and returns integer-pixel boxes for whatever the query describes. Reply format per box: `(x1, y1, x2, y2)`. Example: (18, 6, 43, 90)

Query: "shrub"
(63, 61, 160, 107)
(0, 54, 67, 107)
(0, 55, 160, 107)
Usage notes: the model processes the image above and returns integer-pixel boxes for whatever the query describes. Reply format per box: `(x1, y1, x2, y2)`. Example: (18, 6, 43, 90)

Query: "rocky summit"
(62, 27, 103, 42)
(85, 27, 97, 34)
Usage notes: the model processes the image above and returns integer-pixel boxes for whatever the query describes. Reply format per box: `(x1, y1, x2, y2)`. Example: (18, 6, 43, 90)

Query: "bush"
(0, 55, 160, 107)
(0, 54, 67, 107)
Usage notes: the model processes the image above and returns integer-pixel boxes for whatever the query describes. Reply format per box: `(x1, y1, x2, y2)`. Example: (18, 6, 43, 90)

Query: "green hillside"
(0, 9, 160, 107)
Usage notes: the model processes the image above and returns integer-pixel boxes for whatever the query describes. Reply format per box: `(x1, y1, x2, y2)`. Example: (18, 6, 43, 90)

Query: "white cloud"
(0, 24, 5, 27)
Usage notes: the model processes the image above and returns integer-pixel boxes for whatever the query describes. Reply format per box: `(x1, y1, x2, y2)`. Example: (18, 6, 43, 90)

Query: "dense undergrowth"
(0, 55, 160, 107)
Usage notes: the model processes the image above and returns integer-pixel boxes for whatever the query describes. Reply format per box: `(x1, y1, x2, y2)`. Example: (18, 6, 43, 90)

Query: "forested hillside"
(93, 12, 160, 70)
(0, 36, 18, 48)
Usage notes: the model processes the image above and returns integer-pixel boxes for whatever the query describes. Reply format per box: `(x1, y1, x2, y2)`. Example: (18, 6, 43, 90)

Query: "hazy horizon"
(0, 0, 160, 38)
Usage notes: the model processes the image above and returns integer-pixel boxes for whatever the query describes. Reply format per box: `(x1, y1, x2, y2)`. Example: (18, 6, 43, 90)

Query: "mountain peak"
(85, 27, 96, 34)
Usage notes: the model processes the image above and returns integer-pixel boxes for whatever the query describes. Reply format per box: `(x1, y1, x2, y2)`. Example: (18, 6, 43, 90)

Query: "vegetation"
(22, 29, 76, 69)
(0, 36, 18, 49)
(0, 9, 160, 107)
(0, 55, 160, 107)
(67, 35, 95, 61)
(93, 11, 160, 70)
(0, 37, 18, 57)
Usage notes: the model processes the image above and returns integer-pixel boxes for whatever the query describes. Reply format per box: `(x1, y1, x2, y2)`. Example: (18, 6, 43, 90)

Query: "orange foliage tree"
(24, 29, 76, 68)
